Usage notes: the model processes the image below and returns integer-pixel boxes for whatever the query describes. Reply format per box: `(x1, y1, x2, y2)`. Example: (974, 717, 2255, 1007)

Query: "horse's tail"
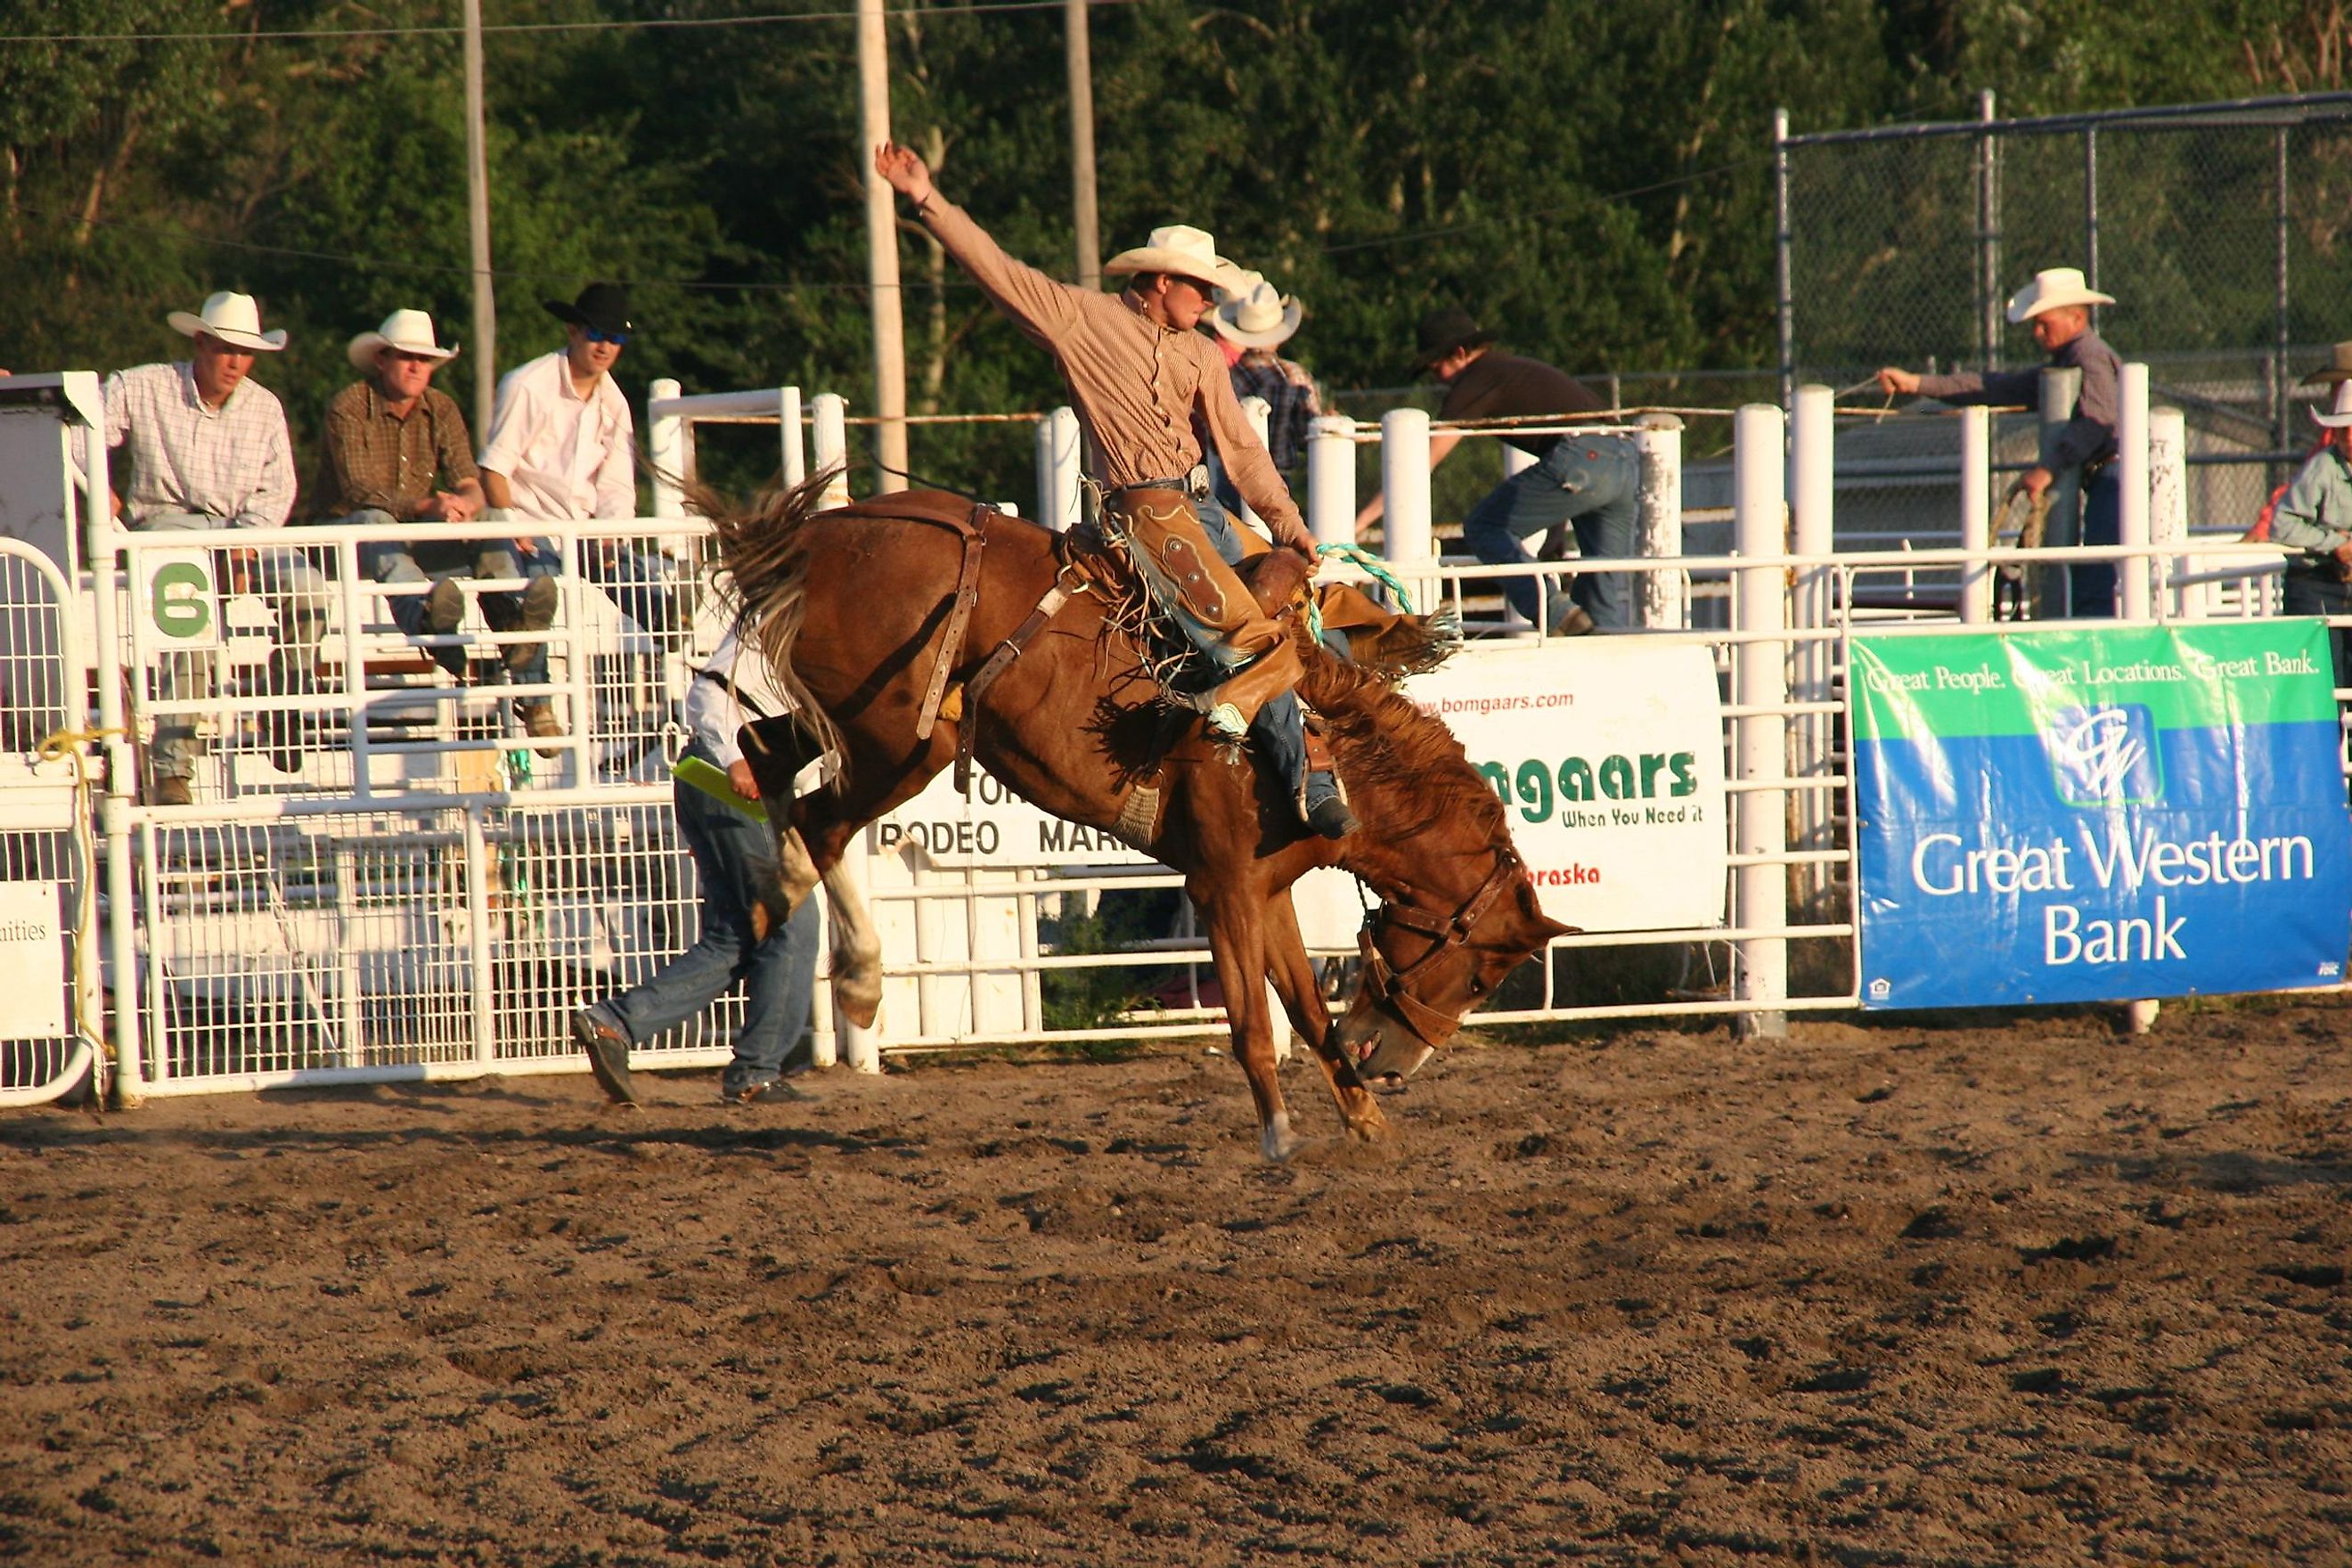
(690, 468, 845, 769)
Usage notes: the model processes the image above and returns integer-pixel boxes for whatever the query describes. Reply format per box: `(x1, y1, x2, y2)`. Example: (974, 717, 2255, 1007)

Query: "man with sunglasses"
(874, 142, 1355, 839)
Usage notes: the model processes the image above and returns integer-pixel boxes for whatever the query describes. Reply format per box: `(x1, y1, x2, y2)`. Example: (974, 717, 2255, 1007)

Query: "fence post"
(812, 393, 852, 508)
(649, 378, 685, 519)
(1733, 404, 1789, 1041)
(779, 385, 806, 489)
(1035, 405, 1081, 531)
(1775, 106, 1794, 413)
(1380, 408, 1434, 606)
(1977, 88, 2000, 368)
(2118, 363, 2152, 622)
(1237, 395, 1271, 539)
(1635, 415, 1685, 630)
(1958, 404, 1993, 625)
(1787, 388, 1833, 903)
(82, 381, 143, 1104)
(2150, 404, 2189, 617)
(464, 804, 497, 1073)
(1305, 414, 1355, 548)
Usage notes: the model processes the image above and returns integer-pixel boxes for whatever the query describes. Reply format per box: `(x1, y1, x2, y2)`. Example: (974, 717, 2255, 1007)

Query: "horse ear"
(1539, 914, 1578, 942)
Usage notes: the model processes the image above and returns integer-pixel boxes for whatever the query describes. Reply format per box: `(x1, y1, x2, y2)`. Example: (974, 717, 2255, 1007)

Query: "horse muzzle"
(1330, 1007, 1436, 1088)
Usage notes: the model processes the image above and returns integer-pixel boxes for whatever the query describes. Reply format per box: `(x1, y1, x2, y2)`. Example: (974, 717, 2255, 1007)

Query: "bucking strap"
(912, 505, 992, 741)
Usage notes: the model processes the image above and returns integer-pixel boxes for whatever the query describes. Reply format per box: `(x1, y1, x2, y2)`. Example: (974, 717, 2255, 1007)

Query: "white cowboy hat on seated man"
(1103, 225, 1251, 298)
(166, 290, 288, 352)
(1211, 276, 1303, 349)
(346, 308, 461, 371)
(2005, 266, 2116, 323)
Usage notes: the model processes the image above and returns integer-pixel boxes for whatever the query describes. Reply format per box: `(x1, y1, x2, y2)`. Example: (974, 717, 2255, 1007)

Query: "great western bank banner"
(1852, 623, 2352, 1008)
(1406, 644, 1727, 932)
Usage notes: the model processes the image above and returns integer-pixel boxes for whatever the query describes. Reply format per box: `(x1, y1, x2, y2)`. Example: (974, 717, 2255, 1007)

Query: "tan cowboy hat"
(2005, 266, 2116, 323)
(166, 290, 288, 352)
(2313, 380, 2352, 429)
(1210, 276, 1303, 348)
(1102, 225, 1250, 296)
(346, 308, 461, 371)
(2299, 341, 2352, 388)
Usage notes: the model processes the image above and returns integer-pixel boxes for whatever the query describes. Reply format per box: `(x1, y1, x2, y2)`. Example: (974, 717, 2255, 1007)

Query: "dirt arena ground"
(4, 999, 2351, 1567)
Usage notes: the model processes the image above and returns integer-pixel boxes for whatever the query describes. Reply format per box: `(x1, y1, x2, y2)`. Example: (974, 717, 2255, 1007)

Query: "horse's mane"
(689, 469, 845, 766)
(1297, 641, 1509, 843)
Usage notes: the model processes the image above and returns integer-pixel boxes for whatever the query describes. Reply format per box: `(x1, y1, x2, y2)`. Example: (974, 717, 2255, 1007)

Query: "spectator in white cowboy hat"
(314, 308, 561, 749)
(2266, 342, 2352, 690)
(1877, 265, 2126, 618)
(874, 141, 1357, 838)
(1208, 275, 1321, 480)
(478, 283, 666, 635)
(103, 290, 323, 805)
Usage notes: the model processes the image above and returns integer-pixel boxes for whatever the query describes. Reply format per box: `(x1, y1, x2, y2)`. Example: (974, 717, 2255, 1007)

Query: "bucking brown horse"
(708, 475, 1566, 1161)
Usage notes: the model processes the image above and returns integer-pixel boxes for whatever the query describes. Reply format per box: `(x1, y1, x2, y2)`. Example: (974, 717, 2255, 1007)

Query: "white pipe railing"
(1958, 404, 1993, 625)
(1035, 405, 1081, 532)
(813, 393, 851, 507)
(1304, 414, 1355, 548)
(1732, 404, 1789, 1040)
(1237, 395, 1270, 539)
(1633, 417, 1686, 629)
(2119, 362, 2153, 621)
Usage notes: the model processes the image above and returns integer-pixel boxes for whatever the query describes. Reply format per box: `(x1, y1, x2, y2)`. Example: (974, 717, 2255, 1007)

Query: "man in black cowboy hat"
(473, 282, 650, 743)
(1358, 308, 1623, 634)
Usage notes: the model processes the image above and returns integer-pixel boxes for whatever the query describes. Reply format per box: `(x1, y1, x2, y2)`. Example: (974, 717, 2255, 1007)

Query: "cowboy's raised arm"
(875, 142, 1080, 349)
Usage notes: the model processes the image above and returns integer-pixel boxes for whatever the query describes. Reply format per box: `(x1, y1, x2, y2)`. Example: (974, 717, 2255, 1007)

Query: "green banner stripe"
(1851, 624, 2340, 740)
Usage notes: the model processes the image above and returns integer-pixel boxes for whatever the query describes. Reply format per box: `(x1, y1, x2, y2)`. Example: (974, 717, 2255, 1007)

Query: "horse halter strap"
(1356, 849, 1524, 1049)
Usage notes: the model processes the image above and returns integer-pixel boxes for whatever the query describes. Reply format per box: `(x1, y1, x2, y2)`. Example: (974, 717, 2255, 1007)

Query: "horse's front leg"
(1199, 892, 1303, 1163)
(1261, 891, 1388, 1145)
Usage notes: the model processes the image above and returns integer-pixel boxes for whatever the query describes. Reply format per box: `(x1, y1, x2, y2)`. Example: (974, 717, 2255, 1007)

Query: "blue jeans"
(1192, 495, 1335, 811)
(351, 512, 562, 687)
(594, 760, 821, 1090)
(1463, 436, 1642, 631)
(2069, 466, 2121, 619)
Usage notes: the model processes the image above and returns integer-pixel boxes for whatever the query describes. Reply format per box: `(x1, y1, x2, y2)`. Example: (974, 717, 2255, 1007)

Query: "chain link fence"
(1779, 93, 2352, 536)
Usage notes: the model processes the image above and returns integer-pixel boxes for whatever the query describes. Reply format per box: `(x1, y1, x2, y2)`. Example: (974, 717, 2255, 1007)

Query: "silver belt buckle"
(1184, 463, 1211, 500)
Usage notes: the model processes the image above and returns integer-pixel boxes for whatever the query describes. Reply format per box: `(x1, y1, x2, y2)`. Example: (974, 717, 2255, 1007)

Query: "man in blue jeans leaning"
(1358, 308, 1629, 634)
(570, 619, 821, 1107)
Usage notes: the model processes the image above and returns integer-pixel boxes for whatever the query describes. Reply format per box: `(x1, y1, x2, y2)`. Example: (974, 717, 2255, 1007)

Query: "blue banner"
(1853, 623, 2352, 1009)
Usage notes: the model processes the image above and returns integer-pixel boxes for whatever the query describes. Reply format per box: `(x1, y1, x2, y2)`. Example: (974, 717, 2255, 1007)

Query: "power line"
(0, 0, 1147, 46)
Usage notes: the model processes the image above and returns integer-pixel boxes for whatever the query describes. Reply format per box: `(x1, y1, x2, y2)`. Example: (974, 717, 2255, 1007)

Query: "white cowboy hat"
(1102, 225, 1251, 297)
(2314, 380, 2352, 429)
(1210, 276, 1303, 348)
(166, 290, 288, 352)
(2005, 266, 2116, 323)
(347, 308, 461, 371)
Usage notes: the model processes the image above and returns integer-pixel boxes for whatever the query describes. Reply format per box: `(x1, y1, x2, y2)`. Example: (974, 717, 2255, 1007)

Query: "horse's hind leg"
(1262, 891, 1389, 1144)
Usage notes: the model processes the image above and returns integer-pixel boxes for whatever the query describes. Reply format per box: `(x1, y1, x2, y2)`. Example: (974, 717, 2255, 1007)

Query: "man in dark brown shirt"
(317, 309, 559, 742)
(1360, 309, 1629, 633)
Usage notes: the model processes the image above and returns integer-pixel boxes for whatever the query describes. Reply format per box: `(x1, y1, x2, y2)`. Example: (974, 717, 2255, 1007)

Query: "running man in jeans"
(570, 620, 821, 1107)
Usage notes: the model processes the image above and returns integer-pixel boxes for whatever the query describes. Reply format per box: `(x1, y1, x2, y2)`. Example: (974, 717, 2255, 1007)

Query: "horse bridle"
(1354, 847, 1528, 1050)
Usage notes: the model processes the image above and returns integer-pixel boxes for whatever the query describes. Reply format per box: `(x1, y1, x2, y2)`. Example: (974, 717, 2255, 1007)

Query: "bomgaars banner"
(1401, 643, 1727, 932)
(1852, 623, 2352, 1009)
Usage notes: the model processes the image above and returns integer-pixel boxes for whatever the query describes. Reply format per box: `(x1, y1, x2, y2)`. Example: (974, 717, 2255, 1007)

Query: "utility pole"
(859, 0, 910, 493)
(461, 0, 497, 434)
(1066, 0, 1100, 288)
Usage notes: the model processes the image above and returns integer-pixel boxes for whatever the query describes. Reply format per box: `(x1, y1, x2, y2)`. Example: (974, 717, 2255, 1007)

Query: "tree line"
(4, 0, 2347, 501)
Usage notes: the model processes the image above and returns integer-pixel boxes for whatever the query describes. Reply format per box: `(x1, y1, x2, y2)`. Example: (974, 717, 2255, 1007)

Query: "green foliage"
(1, 0, 2340, 502)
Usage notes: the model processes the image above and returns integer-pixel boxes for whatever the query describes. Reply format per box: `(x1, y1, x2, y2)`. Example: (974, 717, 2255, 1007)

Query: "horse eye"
(1468, 976, 1485, 995)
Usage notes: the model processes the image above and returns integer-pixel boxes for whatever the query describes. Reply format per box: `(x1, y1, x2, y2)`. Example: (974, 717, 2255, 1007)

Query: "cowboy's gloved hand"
(2021, 465, 2054, 500)
(1293, 540, 1319, 572)
(1876, 367, 1921, 396)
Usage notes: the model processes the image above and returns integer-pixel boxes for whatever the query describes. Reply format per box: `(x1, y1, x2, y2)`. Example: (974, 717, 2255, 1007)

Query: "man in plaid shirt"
(1208, 276, 1321, 509)
(105, 290, 323, 804)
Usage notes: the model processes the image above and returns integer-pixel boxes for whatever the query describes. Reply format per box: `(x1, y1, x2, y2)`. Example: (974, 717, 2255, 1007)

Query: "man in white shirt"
(478, 283, 673, 633)
(105, 290, 326, 804)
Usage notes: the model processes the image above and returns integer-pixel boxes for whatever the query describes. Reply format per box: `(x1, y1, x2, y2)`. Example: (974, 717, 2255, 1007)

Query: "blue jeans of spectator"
(2068, 466, 2122, 619)
(136, 511, 331, 781)
(1192, 494, 1338, 812)
(582, 540, 681, 635)
(1463, 436, 1642, 631)
(351, 511, 561, 687)
(599, 756, 821, 1090)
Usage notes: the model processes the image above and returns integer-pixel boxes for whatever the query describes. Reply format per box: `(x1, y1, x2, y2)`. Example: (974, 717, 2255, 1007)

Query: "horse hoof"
(833, 976, 882, 1030)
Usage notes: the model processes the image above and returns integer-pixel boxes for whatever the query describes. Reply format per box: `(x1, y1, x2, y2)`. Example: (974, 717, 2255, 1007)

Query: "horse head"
(1333, 849, 1571, 1083)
